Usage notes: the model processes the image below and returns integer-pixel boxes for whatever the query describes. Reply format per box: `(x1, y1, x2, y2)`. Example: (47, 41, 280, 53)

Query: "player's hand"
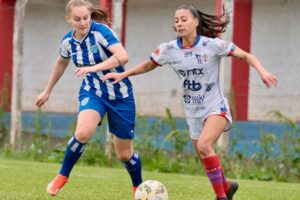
(101, 72, 126, 84)
(74, 66, 97, 77)
(35, 90, 50, 107)
(260, 71, 277, 88)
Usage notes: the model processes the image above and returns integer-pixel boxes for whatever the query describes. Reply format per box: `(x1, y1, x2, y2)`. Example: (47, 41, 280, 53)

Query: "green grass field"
(0, 158, 299, 200)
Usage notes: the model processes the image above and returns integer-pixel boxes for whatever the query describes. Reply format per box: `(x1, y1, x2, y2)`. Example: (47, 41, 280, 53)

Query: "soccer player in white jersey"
(35, 0, 142, 197)
(102, 4, 277, 200)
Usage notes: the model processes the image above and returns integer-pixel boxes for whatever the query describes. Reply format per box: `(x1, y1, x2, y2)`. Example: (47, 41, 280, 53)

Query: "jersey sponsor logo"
(183, 80, 202, 91)
(183, 94, 191, 103)
(205, 82, 215, 92)
(178, 68, 205, 77)
(90, 45, 99, 53)
(184, 51, 193, 57)
(183, 94, 206, 104)
(81, 97, 89, 106)
(195, 54, 202, 64)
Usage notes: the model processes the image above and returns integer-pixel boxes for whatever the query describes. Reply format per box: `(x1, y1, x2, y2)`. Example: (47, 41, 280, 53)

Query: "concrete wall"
(22, 0, 215, 117)
(22, 0, 98, 113)
(249, 0, 300, 121)
(21, 0, 300, 121)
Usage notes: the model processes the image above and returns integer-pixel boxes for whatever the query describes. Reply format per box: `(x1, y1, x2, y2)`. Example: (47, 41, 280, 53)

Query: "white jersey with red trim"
(150, 36, 236, 117)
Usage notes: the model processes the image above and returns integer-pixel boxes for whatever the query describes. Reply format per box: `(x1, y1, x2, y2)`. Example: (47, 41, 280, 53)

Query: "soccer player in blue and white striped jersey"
(35, 0, 142, 197)
(103, 4, 277, 200)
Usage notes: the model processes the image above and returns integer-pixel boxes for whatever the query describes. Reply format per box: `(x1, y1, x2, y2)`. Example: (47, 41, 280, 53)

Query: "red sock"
(202, 155, 227, 198)
(222, 169, 230, 193)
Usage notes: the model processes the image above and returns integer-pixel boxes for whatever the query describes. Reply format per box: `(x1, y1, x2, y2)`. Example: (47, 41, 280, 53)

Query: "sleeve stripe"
(227, 44, 236, 56)
(60, 54, 71, 59)
(150, 56, 161, 66)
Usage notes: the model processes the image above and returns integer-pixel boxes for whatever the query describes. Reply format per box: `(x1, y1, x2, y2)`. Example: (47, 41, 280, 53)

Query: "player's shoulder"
(158, 39, 178, 50)
(60, 31, 72, 44)
(200, 36, 220, 46)
(91, 20, 112, 33)
(199, 36, 229, 50)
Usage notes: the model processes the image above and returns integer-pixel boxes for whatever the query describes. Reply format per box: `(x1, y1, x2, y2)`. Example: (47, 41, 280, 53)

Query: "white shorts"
(186, 109, 232, 140)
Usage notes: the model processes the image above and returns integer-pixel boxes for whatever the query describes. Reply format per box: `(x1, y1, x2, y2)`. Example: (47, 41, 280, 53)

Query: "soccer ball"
(134, 180, 168, 200)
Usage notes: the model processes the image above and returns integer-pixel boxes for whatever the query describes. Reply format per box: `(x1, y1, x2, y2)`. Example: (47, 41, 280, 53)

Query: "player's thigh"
(75, 109, 101, 142)
(113, 136, 133, 161)
(199, 115, 228, 146)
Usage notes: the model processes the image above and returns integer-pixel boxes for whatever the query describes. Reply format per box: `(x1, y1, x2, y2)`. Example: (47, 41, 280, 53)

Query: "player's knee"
(197, 141, 213, 157)
(116, 150, 133, 161)
(74, 129, 94, 143)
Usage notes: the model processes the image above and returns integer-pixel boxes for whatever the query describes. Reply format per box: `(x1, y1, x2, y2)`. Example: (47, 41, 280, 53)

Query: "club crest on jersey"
(90, 45, 99, 53)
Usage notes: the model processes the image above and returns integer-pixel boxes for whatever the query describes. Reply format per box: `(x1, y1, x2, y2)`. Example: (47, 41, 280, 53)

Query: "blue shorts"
(78, 93, 135, 140)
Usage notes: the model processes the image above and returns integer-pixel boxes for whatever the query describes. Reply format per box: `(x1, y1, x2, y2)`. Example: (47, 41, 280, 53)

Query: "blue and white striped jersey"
(150, 36, 236, 117)
(60, 20, 132, 100)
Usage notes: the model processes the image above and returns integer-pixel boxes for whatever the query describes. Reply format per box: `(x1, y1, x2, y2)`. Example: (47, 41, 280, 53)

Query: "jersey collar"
(177, 35, 201, 49)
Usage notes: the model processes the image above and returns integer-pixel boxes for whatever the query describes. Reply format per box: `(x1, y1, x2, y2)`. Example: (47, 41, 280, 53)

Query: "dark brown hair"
(176, 4, 230, 38)
(66, 0, 110, 24)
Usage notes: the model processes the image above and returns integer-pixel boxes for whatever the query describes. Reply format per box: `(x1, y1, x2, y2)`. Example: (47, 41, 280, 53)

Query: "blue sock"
(122, 153, 143, 187)
(59, 136, 86, 177)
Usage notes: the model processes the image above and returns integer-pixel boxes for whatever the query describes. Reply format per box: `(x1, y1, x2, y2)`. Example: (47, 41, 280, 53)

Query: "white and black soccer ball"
(134, 180, 168, 200)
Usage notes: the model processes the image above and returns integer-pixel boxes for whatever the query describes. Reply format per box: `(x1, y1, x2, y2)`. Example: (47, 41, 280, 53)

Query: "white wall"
(249, 0, 300, 121)
(21, 0, 300, 121)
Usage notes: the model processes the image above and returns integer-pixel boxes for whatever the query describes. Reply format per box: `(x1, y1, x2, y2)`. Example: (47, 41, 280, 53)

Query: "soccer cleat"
(216, 198, 228, 200)
(226, 181, 238, 200)
(46, 174, 68, 196)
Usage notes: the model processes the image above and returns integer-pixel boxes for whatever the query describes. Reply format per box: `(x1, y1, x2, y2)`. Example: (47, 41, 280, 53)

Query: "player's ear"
(65, 15, 71, 24)
(194, 18, 199, 27)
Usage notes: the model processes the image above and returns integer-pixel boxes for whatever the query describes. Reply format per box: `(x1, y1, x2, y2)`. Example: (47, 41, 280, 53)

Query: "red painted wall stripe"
(99, 0, 112, 26)
(121, 0, 127, 46)
(216, 0, 223, 16)
(0, 0, 15, 110)
(231, 0, 252, 121)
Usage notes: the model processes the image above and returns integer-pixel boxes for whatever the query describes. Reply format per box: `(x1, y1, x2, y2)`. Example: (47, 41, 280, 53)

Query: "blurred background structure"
(0, 0, 300, 151)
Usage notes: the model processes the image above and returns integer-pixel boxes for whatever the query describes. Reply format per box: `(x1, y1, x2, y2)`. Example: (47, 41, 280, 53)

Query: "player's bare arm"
(232, 47, 277, 88)
(131, 60, 158, 75)
(101, 60, 158, 84)
(35, 57, 70, 107)
(74, 43, 128, 77)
